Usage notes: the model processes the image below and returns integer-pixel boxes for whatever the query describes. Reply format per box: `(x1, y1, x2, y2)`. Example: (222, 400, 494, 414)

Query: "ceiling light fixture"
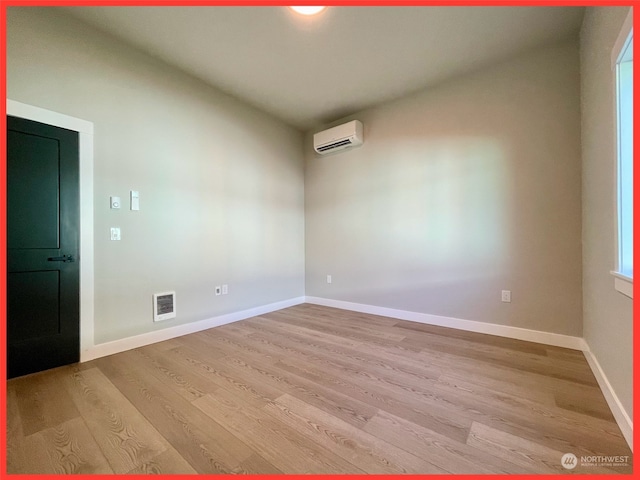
(289, 6, 327, 16)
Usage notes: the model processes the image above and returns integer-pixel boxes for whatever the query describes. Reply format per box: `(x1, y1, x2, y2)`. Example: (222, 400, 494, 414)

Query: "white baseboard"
(81, 294, 632, 452)
(81, 296, 305, 362)
(305, 296, 586, 351)
(582, 347, 633, 451)
(305, 296, 633, 451)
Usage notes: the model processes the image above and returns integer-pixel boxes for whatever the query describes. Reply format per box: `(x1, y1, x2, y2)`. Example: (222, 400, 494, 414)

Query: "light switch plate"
(130, 190, 140, 211)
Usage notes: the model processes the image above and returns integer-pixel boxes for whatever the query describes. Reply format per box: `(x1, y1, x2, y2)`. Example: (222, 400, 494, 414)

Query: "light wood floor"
(6, 304, 633, 474)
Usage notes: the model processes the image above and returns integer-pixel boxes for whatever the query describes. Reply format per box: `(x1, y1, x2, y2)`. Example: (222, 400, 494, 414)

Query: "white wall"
(7, 7, 305, 345)
(580, 6, 633, 420)
(305, 40, 583, 337)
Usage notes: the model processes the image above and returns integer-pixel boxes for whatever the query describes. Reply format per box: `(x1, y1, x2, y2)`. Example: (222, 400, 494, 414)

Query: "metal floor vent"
(153, 291, 176, 322)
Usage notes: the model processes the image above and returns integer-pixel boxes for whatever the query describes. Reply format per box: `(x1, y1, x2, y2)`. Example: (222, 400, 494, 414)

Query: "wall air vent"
(153, 291, 176, 322)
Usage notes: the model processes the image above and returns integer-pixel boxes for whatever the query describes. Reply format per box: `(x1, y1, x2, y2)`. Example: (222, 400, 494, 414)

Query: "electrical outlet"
(222, 284, 228, 295)
(501, 290, 511, 303)
(215, 286, 221, 296)
(110, 227, 121, 241)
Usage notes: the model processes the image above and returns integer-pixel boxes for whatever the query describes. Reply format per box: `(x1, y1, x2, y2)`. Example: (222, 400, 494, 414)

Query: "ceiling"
(63, 6, 585, 131)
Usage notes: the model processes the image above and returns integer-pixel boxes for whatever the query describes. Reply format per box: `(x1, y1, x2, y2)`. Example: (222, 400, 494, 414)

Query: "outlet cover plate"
(501, 290, 511, 303)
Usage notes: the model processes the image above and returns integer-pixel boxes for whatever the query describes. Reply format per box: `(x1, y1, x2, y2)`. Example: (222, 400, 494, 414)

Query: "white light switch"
(110, 196, 121, 209)
(110, 227, 121, 241)
(130, 190, 140, 211)
(327, 275, 332, 284)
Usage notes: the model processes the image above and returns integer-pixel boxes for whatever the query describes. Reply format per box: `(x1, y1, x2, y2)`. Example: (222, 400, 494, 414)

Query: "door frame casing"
(7, 99, 94, 360)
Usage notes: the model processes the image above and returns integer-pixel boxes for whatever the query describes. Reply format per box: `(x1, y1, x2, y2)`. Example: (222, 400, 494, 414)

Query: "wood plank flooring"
(6, 304, 633, 474)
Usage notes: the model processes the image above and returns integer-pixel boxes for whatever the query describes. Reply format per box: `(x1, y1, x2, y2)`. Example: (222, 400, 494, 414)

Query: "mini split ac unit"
(313, 120, 363, 155)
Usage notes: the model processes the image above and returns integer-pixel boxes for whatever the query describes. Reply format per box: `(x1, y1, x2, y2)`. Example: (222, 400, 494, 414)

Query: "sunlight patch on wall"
(337, 137, 508, 272)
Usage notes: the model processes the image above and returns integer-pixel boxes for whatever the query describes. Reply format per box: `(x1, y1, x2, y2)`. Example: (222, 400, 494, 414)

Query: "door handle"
(48, 254, 75, 263)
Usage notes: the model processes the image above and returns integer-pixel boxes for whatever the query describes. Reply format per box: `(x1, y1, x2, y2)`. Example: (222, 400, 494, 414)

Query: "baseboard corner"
(582, 346, 633, 452)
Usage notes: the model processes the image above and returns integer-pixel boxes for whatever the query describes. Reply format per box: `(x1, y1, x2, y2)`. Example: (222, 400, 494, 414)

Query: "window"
(612, 10, 633, 298)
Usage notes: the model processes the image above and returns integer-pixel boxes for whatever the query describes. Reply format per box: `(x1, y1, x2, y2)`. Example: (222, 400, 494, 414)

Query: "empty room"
(5, 4, 634, 475)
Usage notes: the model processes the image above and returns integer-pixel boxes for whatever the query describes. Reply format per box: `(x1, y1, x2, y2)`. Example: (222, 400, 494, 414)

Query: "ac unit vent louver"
(313, 120, 363, 155)
(316, 138, 354, 152)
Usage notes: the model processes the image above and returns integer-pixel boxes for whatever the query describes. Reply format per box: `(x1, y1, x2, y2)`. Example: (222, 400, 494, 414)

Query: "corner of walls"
(7, 7, 307, 348)
(579, 5, 634, 448)
(582, 344, 633, 451)
(304, 38, 583, 339)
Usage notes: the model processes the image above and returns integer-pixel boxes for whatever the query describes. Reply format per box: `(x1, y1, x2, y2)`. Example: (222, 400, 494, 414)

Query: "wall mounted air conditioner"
(313, 120, 363, 155)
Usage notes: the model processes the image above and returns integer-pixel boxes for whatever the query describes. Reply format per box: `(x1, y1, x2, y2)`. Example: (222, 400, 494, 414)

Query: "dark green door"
(7, 116, 80, 378)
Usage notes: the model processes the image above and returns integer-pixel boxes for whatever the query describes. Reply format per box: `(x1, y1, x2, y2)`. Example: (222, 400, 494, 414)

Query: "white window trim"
(611, 270, 633, 298)
(611, 9, 633, 69)
(610, 8, 633, 299)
